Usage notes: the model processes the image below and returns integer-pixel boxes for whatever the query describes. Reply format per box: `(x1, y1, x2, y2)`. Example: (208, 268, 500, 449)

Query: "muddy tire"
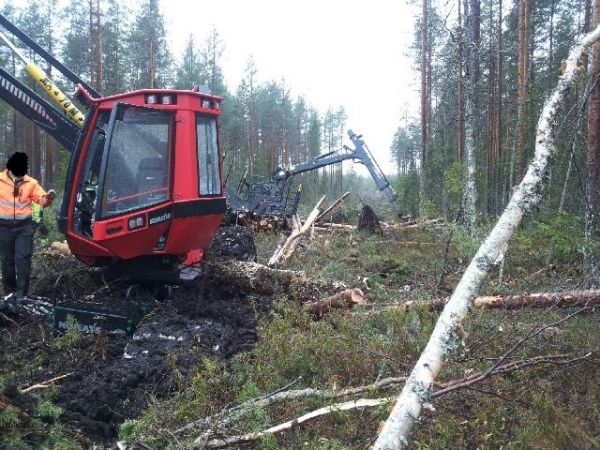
(206, 225, 257, 262)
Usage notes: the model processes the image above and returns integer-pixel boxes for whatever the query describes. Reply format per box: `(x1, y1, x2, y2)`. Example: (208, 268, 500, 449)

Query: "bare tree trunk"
(150, 39, 156, 88)
(583, 0, 592, 70)
(462, 0, 480, 232)
(419, 0, 430, 205)
(585, 0, 600, 276)
(457, 0, 465, 163)
(96, 0, 103, 94)
(559, 111, 585, 213)
(495, 0, 503, 212)
(514, 0, 530, 181)
(547, 0, 556, 95)
(372, 25, 600, 450)
(486, 3, 496, 213)
(88, 0, 94, 87)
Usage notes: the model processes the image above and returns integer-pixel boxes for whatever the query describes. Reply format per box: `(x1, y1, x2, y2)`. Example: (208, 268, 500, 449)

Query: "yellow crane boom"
(0, 30, 85, 127)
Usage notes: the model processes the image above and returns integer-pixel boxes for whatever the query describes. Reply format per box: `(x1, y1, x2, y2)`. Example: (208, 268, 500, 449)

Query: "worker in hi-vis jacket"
(0, 152, 55, 302)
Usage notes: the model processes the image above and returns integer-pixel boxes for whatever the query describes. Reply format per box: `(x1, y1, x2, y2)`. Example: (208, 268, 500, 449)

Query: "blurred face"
(10, 163, 27, 177)
(7, 154, 28, 177)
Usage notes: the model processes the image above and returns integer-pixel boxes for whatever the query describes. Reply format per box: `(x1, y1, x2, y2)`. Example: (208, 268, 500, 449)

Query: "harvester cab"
(0, 14, 226, 280)
(62, 88, 225, 276)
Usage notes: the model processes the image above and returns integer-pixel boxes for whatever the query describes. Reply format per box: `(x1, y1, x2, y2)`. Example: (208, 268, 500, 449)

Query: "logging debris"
(315, 191, 351, 223)
(268, 196, 326, 266)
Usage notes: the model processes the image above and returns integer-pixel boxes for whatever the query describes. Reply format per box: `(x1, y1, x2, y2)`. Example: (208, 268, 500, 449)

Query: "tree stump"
(357, 205, 382, 234)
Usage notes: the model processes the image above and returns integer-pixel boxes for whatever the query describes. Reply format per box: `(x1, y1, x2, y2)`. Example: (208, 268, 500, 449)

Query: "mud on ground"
(0, 249, 273, 444)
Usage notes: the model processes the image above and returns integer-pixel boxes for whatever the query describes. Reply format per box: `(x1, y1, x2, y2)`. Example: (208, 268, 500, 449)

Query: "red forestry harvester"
(0, 15, 226, 279)
(0, 15, 238, 333)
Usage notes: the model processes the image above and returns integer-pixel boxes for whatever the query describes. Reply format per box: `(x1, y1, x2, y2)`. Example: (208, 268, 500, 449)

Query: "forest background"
(0, 0, 595, 230)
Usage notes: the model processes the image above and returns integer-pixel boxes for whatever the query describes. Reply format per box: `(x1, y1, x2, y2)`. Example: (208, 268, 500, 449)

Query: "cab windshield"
(101, 106, 173, 218)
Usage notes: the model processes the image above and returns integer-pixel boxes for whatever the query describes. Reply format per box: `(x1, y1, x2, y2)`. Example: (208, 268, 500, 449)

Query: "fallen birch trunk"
(304, 288, 366, 318)
(373, 25, 600, 450)
(316, 191, 351, 223)
(268, 196, 326, 266)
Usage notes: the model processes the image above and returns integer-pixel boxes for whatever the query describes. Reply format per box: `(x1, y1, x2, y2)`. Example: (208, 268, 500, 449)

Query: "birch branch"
(183, 352, 590, 448)
(431, 352, 591, 398)
(20, 373, 73, 393)
(199, 398, 391, 449)
(373, 25, 600, 450)
(176, 376, 408, 437)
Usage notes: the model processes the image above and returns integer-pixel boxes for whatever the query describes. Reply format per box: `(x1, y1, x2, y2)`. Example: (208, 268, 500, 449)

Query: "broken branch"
(182, 352, 591, 448)
(20, 372, 73, 393)
(200, 398, 391, 449)
(316, 192, 350, 223)
(268, 196, 326, 266)
(176, 376, 407, 438)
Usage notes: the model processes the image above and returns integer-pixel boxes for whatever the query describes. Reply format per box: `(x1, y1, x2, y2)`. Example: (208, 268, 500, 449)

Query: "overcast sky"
(3, 0, 420, 173)
(160, 0, 420, 173)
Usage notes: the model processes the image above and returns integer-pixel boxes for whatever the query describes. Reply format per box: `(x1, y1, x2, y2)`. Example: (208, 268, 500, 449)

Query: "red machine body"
(62, 87, 226, 272)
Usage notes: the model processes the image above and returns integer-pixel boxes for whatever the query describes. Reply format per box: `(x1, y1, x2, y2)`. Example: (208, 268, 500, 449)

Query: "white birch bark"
(462, 0, 480, 232)
(373, 25, 600, 450)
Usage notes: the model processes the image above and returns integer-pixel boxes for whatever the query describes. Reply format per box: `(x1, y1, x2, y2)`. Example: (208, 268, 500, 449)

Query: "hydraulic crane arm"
(0, 14, 97, 151)
(0, 14, 99, 98)
(283, 130, 401, 215)
(234, 129, 402, 219)
(0, 67, 79, 150)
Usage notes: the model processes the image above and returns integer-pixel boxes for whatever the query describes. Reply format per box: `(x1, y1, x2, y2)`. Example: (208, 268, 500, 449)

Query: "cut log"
(316, 192, 351, 223)
(268, 196, 326, 266)
(305, 288, 365, 319)
(446, 289, 600, 310)
(382, 290, 600, 312)
(50, 241, 70, 254)
(383, 218, 443, 229)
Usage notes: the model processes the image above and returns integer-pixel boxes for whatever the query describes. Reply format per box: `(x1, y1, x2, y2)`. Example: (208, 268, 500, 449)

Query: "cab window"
(101, 106, 172, 217)
(196, 114, 221, 196)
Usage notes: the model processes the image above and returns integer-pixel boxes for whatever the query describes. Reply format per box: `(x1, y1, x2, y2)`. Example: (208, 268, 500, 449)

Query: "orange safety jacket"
(0, 170, 50, 226)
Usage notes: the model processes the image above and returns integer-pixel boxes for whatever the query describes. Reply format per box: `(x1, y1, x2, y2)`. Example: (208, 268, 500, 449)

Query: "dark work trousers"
(0, 222, 34, 297)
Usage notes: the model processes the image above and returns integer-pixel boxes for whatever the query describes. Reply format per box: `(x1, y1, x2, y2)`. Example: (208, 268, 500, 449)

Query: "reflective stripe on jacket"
(0, 170, 49, 226)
